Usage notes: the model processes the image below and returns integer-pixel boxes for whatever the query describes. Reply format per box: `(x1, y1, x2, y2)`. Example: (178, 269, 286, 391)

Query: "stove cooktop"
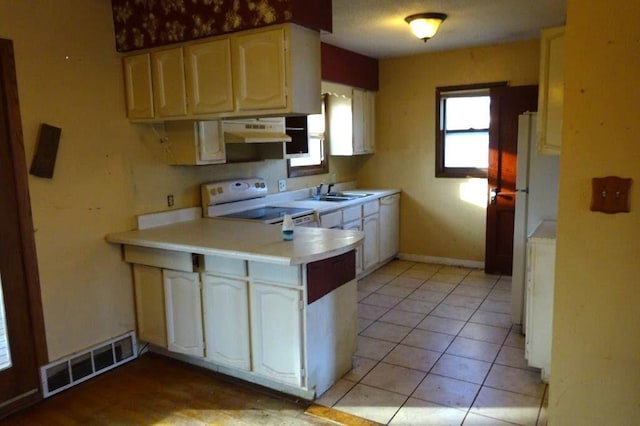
(220, 206, 312, 222)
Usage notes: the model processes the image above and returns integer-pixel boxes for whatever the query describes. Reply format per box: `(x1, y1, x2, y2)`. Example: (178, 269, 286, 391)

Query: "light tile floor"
(316, 260, 548, 426)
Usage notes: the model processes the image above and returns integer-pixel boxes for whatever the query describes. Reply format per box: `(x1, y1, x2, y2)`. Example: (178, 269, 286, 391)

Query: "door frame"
(0, 38, 48, 415)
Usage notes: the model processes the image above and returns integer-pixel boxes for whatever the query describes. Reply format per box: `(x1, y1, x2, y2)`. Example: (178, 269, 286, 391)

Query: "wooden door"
(485, 85, 538, 274)
(0, 39, 47, 418)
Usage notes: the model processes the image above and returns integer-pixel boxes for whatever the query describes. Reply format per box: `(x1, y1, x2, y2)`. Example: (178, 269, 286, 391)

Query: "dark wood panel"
(321, 43, 379, 91)
(307, 250, 355, 304)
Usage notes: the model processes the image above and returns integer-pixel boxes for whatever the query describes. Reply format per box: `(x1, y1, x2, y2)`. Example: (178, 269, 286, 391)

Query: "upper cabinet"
(324, 81, 376, 156)
(123, 54, 154, 119)
(184, 38, 234, 115)
(233, 28, 287, 111)
(537, 26, 565, 155)
(152, 47, 188, 118)
(122, 23, 320, 121)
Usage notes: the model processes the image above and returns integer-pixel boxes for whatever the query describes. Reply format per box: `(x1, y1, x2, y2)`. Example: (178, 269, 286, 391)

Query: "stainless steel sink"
(309, 192, 373, 202)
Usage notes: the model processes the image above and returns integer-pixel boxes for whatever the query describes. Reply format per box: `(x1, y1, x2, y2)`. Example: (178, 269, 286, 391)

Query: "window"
(287, 98, 328, 177)
(435, 82, 506, 178)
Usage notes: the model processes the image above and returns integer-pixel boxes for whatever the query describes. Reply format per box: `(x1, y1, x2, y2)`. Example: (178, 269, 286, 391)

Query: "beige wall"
(0, 1, 355, 361)
(357, 41, 540, 262)
(549, 1, 640, 424)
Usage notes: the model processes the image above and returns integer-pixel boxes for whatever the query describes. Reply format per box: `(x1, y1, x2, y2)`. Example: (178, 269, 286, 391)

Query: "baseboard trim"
(397, 253, 484, 269)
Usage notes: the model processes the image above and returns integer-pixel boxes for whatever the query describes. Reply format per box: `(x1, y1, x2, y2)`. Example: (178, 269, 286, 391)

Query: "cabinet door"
(250, 283, 302, 386)
(537, 26, 564, 155)
(524, 240, 556, 382)
(327, 93, 354, 156)
(123, 53, 154, 119)
(197, 121, 226, 163)
(151, 47, 188, 118)
(362, 214, 380, 271)
(363, 90, 376, 154)
(352, 88, 365, 154)
(132, 264, 166, 347)
(342, 220, 363, 274)
(379, 194, 400, 262)
(233, 28, 287, 111)
(163, 270, 204, 357)
(202, 275, 250, 370)
(185, 39, 234, 114)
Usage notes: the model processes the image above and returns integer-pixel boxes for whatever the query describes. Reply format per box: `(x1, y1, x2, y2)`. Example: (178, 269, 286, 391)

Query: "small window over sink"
(287, 97, 328, 177)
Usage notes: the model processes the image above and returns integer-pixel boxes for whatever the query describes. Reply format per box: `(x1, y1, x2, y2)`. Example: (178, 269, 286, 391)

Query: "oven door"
(272, 213, 318, 228)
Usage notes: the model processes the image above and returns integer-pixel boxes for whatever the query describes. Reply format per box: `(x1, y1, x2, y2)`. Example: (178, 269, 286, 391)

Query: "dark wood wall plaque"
(29, 123, 61, 179)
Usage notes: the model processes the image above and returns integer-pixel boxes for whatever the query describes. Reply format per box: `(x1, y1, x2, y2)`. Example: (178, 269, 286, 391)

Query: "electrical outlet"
(167, 194, 174, 207)
(278, 179, 287, 192)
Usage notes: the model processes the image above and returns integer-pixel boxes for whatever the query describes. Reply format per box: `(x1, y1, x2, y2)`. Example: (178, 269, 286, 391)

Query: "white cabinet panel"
(250, 283, 302, 386)
(151, 47, 188, 118)
(524, 224, 556, 383)
(123, 53, 154, 119)
(537, 26, 564, 155)
(379, 194, 400, 262)
(163, 270, 204, 357)
(185, 38, 234, 114)
(342, 220, 363, 274)
(132, 264, 166, 347)
(202, 274, 250, 370)
(233, 27, 287, 111)
(362, 213, 380, 271)
(165, 120, 226, 165)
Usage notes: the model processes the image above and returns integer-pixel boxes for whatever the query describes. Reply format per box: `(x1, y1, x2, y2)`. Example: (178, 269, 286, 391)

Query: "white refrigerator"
(511, 112, 560, 325)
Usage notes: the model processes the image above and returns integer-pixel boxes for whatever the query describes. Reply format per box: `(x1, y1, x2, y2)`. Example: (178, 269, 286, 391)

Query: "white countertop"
(271, 189, 401, 214)
(107, 218, 364, 266)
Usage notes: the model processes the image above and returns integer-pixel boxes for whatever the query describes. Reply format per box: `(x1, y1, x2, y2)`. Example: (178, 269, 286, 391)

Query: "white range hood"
(223, 117, 292, 143)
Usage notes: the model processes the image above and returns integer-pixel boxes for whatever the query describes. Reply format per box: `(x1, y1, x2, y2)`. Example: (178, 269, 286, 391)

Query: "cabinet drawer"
(201, 255, 247, 277)
(363, 200, 379, 216)
(319, 210, 342, 228)
(124, 245, 194, 272)
(250, 261, 301, 287)
(342, 205, 362, 223)
(307, 250, 356, 304)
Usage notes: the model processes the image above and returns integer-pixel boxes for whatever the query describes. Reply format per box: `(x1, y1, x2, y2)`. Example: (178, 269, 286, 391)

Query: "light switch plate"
(590, 176, 632, 213)
(278, 179, 286, 192)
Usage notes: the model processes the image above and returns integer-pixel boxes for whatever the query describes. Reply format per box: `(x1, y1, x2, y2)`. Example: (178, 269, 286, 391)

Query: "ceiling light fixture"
(405, 13, 447, 42)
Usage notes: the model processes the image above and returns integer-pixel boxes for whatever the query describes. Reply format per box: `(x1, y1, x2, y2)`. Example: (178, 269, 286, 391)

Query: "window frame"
(286, 136, 329, 177)
(287, 95, 329, 178)
(435, 82, 507, 178)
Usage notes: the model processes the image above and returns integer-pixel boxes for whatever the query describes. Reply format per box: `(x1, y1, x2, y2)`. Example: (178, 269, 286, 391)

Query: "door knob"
(490, 188, 498, 205)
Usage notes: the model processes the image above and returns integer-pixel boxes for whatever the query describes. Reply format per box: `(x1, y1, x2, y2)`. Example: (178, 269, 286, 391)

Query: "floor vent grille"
(40, 331, 137, 398)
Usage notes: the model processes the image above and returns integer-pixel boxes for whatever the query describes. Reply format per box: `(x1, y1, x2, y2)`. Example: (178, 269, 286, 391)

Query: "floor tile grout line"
(342, 262, 535, 425)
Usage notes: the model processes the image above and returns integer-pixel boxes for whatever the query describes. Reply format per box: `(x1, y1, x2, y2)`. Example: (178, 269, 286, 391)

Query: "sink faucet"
(316, 183, 323, 196)
(327, 183, 335, 195)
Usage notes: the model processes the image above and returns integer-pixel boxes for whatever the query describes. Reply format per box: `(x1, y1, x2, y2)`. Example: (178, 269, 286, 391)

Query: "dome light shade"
(405, 13, 447, 42)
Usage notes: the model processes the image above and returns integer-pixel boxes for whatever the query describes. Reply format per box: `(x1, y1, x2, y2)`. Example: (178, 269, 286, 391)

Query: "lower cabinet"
(379, 194, 400, 262)
(163, 269, 204, 357)
(132, 264, 167, 347)
(342, 219, 363, 274)
(201, 274, 251, 370)
(362, 212, 380, 271)
(250, 282, 303, 386)
(524, 228, 556, 383)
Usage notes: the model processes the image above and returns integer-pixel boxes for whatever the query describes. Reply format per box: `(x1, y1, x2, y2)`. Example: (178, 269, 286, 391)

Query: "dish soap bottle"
(282, 214, 294, 241)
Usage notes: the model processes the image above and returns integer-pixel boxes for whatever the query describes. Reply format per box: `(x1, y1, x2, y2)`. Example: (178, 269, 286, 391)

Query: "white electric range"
(201, 178, 318, 226)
